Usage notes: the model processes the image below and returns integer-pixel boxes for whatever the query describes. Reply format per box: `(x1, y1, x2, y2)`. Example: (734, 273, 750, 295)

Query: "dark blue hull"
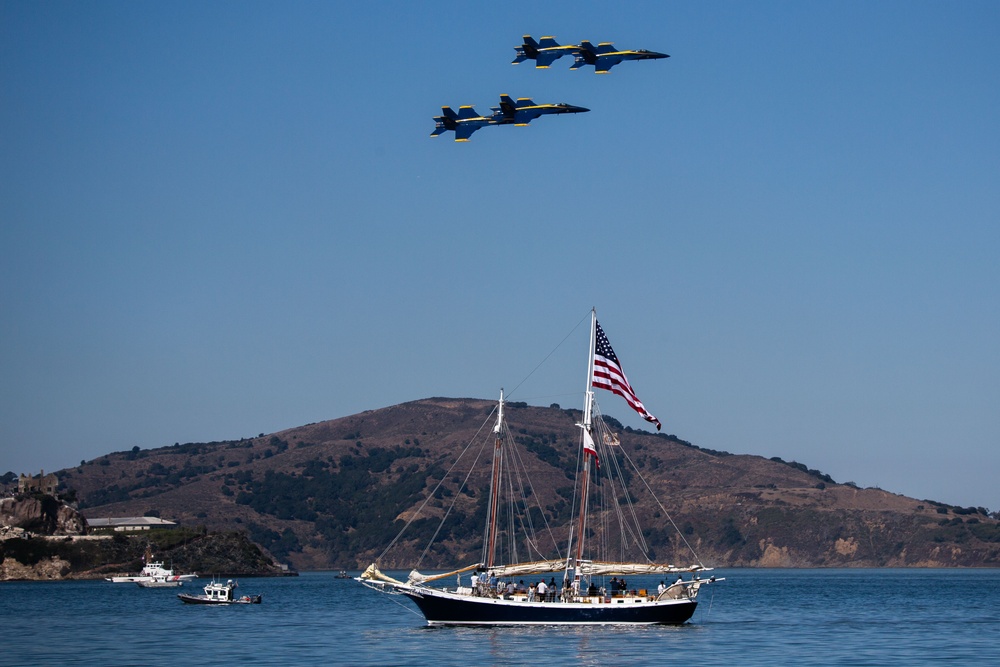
(403, 590, 697, 626)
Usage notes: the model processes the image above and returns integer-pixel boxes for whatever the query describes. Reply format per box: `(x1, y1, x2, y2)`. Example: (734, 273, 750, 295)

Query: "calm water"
(2, 569, 998, 666)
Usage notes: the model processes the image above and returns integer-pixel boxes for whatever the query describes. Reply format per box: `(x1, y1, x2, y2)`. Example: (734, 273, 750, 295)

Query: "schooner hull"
(402, 589, 697, 626)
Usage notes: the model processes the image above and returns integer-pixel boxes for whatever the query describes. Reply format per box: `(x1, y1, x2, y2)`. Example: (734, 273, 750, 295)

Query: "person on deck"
(536, 579, 548, 602)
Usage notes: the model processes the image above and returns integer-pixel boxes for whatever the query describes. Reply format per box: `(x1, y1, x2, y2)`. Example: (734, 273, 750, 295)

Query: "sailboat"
(358, 310, 721, 625)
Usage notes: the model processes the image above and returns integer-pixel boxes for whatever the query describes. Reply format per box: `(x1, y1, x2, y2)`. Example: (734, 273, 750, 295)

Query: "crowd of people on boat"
(467, 572, 687, 602)
(469, 573, 577, 601)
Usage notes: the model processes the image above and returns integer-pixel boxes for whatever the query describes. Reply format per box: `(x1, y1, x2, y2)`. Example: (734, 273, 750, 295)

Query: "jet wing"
(534, 52, 562, 68)
(454, 124, 481, 142)
(534, 37, 570, 68)
(513, 110, 543, 125)
(595, 57, 623, 73)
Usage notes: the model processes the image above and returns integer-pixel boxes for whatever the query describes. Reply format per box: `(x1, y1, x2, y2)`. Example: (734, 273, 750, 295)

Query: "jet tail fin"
(572, 40, 597, 69)
(431, 107, 458, 137)
(512, 35, 538, 64)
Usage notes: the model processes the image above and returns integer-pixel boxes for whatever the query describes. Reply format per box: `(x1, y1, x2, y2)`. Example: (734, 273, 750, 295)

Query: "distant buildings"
(18, 471, 58, 495)
(86, 517, 177, 531)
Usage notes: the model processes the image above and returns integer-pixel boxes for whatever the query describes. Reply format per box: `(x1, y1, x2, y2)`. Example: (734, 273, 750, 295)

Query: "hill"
(52, 398, 1000, 570)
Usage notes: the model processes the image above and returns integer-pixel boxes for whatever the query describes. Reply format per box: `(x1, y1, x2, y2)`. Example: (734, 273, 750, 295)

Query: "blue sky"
(2, 1, 997, 511)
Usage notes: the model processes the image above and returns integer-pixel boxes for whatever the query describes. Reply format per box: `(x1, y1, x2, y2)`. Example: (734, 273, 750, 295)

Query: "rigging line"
(420, 419, 495, 568)
(384, 591, 424, 617)
(616, 445, 705, 567)
(506, 435, 546, 562)
(563, 420, 586, 565)
(592, 400, 650, 559)
(606, 433, 652, 557)
(594, 422, 627, 558)
(504, 448, 533, 563)
(604, 452, 642, 560)
(602, 455, 629, 563)
(378, 403, 499, 565)
(504, 309, 591, 402)
(505, 424, 562, 557)
(503, 469, 518, 565)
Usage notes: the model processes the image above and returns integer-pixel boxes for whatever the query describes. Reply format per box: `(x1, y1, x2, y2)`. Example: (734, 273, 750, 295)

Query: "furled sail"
(482, 560, 569, 578)
(359, 563, 408, 586)
(577, 561, 711, 577)
(405, 564, 480, 585)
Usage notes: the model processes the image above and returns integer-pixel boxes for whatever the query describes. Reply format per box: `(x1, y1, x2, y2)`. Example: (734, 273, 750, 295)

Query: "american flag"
(593, 321, 661, 431)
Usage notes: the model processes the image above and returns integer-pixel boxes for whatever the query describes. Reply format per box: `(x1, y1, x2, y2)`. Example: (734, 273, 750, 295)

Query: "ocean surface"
(2, 569, 998, 666)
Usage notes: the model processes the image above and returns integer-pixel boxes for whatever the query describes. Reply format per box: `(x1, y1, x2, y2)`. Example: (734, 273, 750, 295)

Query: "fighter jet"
(494, 95, 589, 126)
(431, 96, 589, 141)
(570, 40, 669, 73)
(511, 35, 578, 69)
(430, 106, 498, 142)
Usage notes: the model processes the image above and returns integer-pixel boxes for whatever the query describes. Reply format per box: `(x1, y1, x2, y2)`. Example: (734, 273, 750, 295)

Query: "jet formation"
(432, 35, 665, 141)
(431, 95, 589, 142)
(512, 35, 668, 74)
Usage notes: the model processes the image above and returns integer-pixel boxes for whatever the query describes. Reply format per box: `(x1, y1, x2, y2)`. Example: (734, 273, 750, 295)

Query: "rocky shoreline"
(1, 493, 290, 581)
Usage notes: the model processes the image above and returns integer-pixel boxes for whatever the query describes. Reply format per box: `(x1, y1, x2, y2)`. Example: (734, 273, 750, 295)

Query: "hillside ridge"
(42, 397, 1000, 570)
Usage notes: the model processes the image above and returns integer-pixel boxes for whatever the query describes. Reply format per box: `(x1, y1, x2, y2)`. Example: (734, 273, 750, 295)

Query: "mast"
(573, 309, 598, 574)
(484, 389, 505, 569)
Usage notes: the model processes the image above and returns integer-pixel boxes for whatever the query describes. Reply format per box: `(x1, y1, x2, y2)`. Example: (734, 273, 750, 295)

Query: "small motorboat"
(177, 579, 262, 605)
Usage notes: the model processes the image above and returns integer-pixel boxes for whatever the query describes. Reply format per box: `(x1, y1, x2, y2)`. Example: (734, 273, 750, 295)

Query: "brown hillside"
(57, 398, 1000, 570)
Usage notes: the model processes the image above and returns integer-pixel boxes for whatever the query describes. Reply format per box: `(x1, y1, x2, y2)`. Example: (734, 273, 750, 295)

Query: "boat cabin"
(204, 580, 237, 602)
